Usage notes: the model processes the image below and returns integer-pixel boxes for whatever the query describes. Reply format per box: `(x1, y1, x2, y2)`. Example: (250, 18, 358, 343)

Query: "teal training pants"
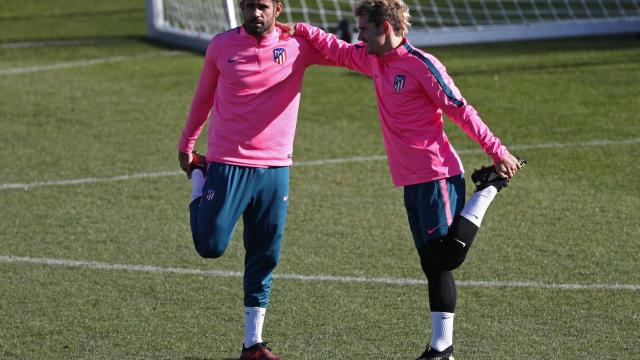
(189, 162, 289, 307)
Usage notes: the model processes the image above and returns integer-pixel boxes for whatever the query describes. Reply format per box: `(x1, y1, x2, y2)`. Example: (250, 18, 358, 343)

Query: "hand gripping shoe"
(189, 151, 207, 175)
(471, 157, 527, 192)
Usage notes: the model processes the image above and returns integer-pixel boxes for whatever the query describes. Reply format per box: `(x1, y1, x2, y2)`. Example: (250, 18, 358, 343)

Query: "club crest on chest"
(394, 74, 406, 93)
(273, 48, 287, 65)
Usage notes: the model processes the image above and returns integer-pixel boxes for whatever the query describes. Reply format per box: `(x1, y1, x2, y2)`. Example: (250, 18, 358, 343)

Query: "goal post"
(146, 0, 640, 51)
(145, 0, 236, 52)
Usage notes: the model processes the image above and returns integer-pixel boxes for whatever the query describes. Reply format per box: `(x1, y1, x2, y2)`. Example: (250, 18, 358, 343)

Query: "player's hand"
(275, 21, 296, 36)
(178, 151, 193, 178)
(495, 153, 522, 179)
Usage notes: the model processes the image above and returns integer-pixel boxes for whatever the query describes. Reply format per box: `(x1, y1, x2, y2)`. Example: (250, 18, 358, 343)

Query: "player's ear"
(383, 21, 392, 36)
(273, 0, 283, 17)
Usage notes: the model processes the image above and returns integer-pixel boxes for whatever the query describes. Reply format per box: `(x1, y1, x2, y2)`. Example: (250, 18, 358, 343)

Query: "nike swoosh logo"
(427, 224, 446, 235)
(454, 238, 466, 248)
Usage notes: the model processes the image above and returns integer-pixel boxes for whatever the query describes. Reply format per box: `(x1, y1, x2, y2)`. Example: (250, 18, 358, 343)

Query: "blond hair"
(354, 0, 411, 36)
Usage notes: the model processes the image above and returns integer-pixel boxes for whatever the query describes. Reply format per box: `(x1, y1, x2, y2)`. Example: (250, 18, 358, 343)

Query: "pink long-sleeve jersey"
(178, 26, 330, 167)
(296, 23, 510, 186)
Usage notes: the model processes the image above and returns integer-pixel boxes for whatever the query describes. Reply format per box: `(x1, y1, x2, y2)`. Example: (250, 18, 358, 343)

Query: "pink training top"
(296, 23, 510, 186)
(179, 26, 331, 167)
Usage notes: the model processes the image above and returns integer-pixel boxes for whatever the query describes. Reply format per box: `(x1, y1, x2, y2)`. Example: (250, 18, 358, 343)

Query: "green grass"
(0, 0, 145, 41)
(1, 1, 640, 359)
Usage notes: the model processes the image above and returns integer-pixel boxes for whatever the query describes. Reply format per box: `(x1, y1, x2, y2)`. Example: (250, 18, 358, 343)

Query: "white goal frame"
(146, 0, 237, 52)
(146, 0, 640, 51)
(411, 19, 640, 46)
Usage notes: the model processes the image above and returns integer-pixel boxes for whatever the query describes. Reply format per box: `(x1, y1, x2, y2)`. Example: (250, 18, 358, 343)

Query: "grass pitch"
(1, 1, 639, 359)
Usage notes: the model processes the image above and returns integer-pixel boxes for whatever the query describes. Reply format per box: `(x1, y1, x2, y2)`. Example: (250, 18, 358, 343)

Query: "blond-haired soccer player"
(287, 1, 524, 358)
(177, 0, 334, 358)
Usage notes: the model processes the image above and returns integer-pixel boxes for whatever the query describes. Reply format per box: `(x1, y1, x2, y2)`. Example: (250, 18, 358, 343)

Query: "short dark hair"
(240, 0, 283, 6)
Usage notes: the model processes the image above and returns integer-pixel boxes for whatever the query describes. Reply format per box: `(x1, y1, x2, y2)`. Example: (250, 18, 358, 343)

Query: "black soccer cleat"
(416, 345, 454, 360)
(471, 157, 527, 192)
(189, 151, 207, 175)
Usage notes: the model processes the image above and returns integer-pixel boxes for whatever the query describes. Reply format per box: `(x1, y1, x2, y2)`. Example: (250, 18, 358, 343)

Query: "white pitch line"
(0, 39, 111, 49)
(1, 255, 638, 291)
(1, 138, 639, 191)
(0, 51, 184, 76)
(297, 154, 387, 166)
(0, 171, 183, 191)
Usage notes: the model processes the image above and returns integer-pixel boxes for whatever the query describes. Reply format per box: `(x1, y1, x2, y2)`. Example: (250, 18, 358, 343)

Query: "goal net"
(146, 0, 640, 51)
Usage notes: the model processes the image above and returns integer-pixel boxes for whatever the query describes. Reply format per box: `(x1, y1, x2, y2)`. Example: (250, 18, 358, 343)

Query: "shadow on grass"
(453, 56, 640, 76)
(0, 8, 145, 21)
(183, 356, 240, 360)
(0, 35, 146, 47)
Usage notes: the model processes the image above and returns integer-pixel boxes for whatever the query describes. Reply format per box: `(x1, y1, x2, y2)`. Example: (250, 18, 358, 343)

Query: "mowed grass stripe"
(2, 255, 638, 291)
(0, 170, 184, 191)
(1, 138, 638, 190)
(0, 51, 185, 75)
(0, 38, 125, 48)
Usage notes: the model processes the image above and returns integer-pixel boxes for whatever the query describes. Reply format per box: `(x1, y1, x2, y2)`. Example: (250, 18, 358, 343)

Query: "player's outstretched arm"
(413, 53, 514, 170)
(178, 39, 220, 177)
(292, 22, 372, 76)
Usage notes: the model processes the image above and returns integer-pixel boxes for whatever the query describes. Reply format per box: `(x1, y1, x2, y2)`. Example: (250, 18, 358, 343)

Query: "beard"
(245, 17, 272, 36)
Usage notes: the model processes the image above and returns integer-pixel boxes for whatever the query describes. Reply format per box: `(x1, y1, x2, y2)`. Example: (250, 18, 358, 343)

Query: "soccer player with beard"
(286, 0, 525, 358)
(177, 0, 333, 358)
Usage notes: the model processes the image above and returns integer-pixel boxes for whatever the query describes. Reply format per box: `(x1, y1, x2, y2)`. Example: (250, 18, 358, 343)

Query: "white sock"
(431, 311, 454, 352)
(243, 307, 266, 348)
(459, 186, 498, 227)
(190, 169, 205, 203)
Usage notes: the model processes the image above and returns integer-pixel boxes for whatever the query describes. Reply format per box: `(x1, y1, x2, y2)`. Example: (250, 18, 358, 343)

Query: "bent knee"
(192, 226, 234, 259)
(420, 238, 468, 272)
(193, 235, 228, 258)
(195, 243, 226, 259)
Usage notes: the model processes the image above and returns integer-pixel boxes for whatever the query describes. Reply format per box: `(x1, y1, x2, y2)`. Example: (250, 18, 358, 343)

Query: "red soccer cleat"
(239, 342, 281, 360)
